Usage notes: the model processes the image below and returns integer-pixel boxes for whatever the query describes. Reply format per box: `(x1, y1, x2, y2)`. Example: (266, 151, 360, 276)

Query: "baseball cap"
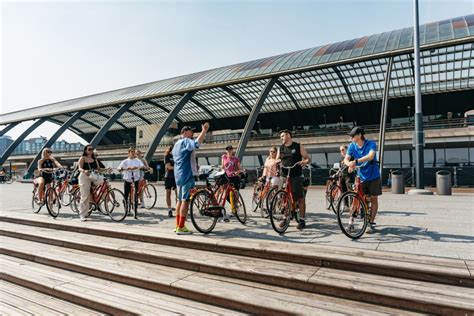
(181, 126, 196, 134)
(348, 126, 365, 137)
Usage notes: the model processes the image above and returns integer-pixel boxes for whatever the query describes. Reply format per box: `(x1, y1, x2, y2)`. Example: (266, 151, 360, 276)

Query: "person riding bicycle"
(261, 147, 280, 188)
(344, 126, 382, 234)
(276, 130, 311, 230)
(164, 145, 177, 218)
(37, 148, 63, 203)
(118, 147, 145, 219)
(173, 123, 209, 235)
(0, 168, 6, 183)
(339, 145, 354, 193)
(77, 144, 104, 221)
(221, 145, 242, 190)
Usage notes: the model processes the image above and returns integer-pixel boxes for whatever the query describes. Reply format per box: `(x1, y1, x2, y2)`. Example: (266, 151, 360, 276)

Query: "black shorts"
(362, 177, 382, 196)
(40, 174, 53, 184)
(281, 176, 305, 201)
(165, 177, 176, 190)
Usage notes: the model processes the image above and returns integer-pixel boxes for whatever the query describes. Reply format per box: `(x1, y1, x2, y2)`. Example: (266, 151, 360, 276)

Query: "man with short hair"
(172, 123, 210, 235)
(344, 126, 382, 234)
(276, 130, 311, 230)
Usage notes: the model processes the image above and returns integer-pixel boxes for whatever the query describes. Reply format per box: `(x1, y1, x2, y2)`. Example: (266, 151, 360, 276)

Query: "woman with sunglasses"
(37, 148, 63, 202)
(261, 147, 280, 188)
(77, 144, 104, 221)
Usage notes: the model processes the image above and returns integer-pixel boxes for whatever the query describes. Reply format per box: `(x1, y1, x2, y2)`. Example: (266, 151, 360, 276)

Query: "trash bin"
(391, 170, 405, 194)
(436, 170, 452, 195)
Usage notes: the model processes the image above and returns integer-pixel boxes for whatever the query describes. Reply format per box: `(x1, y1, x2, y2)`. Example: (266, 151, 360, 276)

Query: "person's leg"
(78, 174, 91, 219)
(175, 185, 183, 230)
(166, 189, 172, 209)
(133, 181, 140, 218)
(37, 177, 45, 201)
(123, 181, 131, 215)
(370, 196, 378, 223)
(177, 181, 194, 232)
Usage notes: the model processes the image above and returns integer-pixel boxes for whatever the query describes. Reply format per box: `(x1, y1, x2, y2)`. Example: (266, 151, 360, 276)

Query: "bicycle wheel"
(231, 190, 246, 225)
(336, 191, 368, 239)
(70, 188, 80, 214)
(59, 184, 72, 206)
(329, 185, 342, 214)
(31, 187, 42, 213)
(269, 190, 291, 234)
(105, 188, 127, 222)
(190, 190, 217, 234)
(143, 184, 157, 209)
(45, 187, 61, 218)
(251, 183, 262, 212)
(5, 176, 13, 184)
(262, 187, 277, 219)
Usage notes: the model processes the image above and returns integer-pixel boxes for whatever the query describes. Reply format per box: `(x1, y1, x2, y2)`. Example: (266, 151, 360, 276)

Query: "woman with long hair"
(37, 148, 63, 201)
(76, 144, 103, 221)
(262, 146, 280, 188)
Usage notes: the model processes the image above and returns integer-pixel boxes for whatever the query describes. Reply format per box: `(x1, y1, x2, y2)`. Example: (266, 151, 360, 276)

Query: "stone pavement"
(1, 182, 473, 260)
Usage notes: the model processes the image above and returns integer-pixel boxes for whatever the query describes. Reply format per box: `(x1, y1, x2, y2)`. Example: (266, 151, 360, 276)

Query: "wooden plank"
(0, 281, 103, 316)
(1, 256, 245, 316)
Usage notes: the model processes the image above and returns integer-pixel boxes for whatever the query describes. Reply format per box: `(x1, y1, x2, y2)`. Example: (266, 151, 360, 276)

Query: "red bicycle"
(190, 169, 247, 234)
(269, 162, 305, 234)
(252, 177, 278, 218)
(71, 171, 128, 222)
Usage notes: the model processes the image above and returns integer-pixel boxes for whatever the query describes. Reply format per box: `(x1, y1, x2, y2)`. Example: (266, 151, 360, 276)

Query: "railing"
(9, 117, 469, 156)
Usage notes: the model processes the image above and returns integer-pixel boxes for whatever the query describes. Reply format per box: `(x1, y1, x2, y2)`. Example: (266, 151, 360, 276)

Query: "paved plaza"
(1, 182, 473, 261)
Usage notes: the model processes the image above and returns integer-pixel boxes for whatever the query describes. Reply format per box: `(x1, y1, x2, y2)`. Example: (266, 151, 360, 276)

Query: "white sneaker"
(366, 224, 375, 234)
(79, 216, 87, 222)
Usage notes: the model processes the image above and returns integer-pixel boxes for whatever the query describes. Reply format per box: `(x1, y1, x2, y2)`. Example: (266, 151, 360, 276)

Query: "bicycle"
(252, 177, 278, 218)
(336, 165, 373, 239)
(190, 169, 247, 234)
(31, 168, 62, 217)
(0, 173, 13, 184)
(325, 168, 343, 214)
(127, 169, 157, 212)
(269, 162, 306, 234)
(71, 170, 128, 222)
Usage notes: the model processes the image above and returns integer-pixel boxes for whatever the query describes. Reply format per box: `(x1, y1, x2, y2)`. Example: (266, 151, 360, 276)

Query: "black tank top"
(279, 142, 302, 177)
(83, 159, 98, 171)
(40, 159, 54, 178)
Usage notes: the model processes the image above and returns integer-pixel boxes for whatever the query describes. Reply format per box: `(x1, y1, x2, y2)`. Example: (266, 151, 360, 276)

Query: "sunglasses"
(269, 151, 275, 153)
(46, 151, 52, 154)
(87, 148, 94, 151)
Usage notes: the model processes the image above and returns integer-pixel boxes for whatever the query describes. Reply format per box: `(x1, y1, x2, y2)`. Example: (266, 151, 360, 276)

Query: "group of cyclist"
(32, 121, 381, 235)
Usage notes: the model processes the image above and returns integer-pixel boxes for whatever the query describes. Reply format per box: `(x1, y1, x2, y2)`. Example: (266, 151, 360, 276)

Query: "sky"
(1, 0, 473, 144)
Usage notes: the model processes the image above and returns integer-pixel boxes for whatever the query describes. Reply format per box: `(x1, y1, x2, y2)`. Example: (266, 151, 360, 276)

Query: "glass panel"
(445, 148, 469, 166)
(311, 153, 327, 168)
(384, 150, 401, 168)
(401, 150, 411, 167)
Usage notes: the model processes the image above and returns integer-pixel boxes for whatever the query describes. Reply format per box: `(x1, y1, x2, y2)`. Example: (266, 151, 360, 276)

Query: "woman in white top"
(262, 147, 280, 187)
(118, 147, 145, 219)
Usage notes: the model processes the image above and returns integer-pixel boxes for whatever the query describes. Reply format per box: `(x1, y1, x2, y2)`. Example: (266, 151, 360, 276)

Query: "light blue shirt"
(172, 137, 199, 186)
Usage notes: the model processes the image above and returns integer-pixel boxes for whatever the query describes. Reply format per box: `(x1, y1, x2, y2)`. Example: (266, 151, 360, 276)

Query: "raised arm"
(196, 122, 210, 145)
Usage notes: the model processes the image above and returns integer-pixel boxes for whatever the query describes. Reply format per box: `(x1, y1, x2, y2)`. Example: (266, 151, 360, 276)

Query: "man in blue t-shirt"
(172, 122, 209, 235)
(343, 126, 382, 234)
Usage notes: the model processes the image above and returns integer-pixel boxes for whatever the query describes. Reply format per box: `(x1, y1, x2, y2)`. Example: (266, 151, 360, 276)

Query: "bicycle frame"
(90, 179, 110, 205)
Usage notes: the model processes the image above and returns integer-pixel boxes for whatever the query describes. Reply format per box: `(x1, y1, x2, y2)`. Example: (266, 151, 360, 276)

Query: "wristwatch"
(355, 159, 359, 164)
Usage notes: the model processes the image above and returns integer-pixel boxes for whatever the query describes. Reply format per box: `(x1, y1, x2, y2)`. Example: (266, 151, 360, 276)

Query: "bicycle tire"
(329, 184, 342, 214)
(45, 187, 61, 218)
(105, 188, 128, 222)
(262, 186, 278, 218)
(325, 181, 332, 210)
(232, 190, 247, 225)
(70, 188, 80, 214)
(336, 191, 368, 239)
(143, 184, 157, 209)
(190, 189, 217, 234)
(59, 184, 73, 207)
(5, 176, 13, 184)
(32, 187, 42, 213)
(269, 190, 291, 234)
(251, 183, 262, 212)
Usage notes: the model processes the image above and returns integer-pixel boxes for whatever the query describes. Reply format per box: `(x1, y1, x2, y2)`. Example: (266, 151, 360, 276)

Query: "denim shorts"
(177, 180, 195, 201)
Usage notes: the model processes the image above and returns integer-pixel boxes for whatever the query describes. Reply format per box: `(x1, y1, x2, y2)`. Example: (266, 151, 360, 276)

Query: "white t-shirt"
(118, 158, 144, 182)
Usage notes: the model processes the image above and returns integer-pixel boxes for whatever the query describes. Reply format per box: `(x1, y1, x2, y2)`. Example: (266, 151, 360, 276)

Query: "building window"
(139, 130, 143, 139)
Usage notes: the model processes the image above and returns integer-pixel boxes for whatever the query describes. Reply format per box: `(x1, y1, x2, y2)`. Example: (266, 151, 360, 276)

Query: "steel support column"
(378, 56, 394, 180)
(144, 92, 195, 162)
(26, 111, 86, 176)
(333, 67, 354, 104)
(236, 77, 278, 161)
(0, 118, 47, 166)
(90, 102, 135, 148)
(0, 122, 19, 137)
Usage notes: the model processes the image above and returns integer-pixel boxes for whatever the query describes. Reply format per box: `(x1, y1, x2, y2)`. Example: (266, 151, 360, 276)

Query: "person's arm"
(117, 160, 125, 172)
(262, 160, 268, 177)
(299, 145, 311, 166)
(196, 122, 210, 145)
(355, 142, 376, 164)
(221, 155, 226, 170)
(53, 158, 63, 169)
(37, 159, 43, 172)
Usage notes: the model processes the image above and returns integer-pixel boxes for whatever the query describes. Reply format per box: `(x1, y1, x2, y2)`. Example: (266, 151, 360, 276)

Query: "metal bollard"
(436, 170, 452, 195)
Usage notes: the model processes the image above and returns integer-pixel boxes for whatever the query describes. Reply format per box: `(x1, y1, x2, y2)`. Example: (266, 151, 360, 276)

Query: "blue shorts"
(177, 180, 195, 201)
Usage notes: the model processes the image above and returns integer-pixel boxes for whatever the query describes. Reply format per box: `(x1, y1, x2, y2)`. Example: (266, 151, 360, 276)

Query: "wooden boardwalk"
(0, 213, 473, 315)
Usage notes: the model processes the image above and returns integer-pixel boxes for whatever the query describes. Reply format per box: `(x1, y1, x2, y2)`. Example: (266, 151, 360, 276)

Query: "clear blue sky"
(1, 0, 472, 143)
